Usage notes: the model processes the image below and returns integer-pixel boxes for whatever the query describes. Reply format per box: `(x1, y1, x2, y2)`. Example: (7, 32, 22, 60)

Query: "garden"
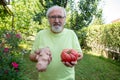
(0, 0, 120, 80)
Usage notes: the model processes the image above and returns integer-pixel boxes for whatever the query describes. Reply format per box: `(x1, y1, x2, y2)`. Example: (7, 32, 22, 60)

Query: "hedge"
(81, 22, 120, 60)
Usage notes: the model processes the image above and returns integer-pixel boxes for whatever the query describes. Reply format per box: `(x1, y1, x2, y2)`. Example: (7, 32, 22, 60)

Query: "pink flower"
(15, 33, 21, 39)
(12, 62, 19, 68)
(4, 48, 9, 53)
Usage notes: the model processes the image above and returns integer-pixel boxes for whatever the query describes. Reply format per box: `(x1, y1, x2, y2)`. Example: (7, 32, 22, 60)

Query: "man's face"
(48, 9, 66, 33)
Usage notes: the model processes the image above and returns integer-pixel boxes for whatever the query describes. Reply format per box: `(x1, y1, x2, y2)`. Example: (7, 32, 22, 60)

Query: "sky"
(75, 0, 120, 24)
(102, 0, 120, 24)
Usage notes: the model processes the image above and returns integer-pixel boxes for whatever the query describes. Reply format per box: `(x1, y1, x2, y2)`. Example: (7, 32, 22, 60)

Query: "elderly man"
(29, 5, 83, 80)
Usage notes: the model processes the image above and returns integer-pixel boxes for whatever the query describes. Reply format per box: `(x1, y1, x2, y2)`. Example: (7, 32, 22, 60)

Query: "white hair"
(46, 5, 66, 18)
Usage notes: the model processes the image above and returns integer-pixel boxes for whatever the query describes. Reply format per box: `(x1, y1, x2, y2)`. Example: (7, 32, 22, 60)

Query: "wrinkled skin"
(35, 47, 52, 72)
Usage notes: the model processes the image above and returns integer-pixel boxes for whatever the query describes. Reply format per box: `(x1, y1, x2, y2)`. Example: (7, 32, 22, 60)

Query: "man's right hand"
(29, 49, 41, 62)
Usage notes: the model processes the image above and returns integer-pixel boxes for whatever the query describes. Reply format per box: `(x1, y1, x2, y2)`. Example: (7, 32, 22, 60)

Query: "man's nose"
(54, 18, 59, 22)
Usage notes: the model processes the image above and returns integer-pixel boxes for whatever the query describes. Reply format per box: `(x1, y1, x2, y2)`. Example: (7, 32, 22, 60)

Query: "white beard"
(51, 26, 63, 33)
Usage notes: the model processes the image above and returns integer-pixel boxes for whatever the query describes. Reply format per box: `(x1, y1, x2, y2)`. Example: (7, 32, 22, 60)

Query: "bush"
(85, 22, 120, 60)
(0, 30, 30, 80)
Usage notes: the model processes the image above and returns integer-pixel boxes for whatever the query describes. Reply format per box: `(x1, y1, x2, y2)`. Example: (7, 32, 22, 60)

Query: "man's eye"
(49, 16, 64, 18)
(57, 16, 63, 18)
(51, 16, 56, 18)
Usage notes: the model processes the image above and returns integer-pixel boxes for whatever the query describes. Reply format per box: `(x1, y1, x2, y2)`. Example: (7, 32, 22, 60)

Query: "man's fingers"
(36, 55, 39, 60)
(63, 62, 74, 67)
(77, 53, 83, 60)
(71, 61, 77, 65)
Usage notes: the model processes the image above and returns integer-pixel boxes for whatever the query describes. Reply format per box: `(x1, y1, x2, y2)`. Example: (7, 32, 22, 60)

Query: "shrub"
(85, 22, 120, 60)
(0, 30, 29, 80)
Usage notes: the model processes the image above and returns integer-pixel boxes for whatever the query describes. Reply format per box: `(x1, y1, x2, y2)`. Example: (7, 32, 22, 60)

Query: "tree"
(35, 0, 102, 31)
(69, 0, 101, 30)
(90, 8, 104, 25)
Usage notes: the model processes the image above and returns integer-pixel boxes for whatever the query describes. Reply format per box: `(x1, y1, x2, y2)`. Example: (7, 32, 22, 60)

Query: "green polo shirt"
(31, 28, 82, 80)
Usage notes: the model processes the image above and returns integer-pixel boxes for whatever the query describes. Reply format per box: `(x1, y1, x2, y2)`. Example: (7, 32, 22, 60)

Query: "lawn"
(75, 52, 120, 80)
(24, 50, 120, 80)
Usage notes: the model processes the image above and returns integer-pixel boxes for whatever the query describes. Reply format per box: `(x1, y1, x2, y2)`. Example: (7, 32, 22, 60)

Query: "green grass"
(75, 53, 120, 80)
(23, 53, 39, 80)
(23, 50, 120, 80)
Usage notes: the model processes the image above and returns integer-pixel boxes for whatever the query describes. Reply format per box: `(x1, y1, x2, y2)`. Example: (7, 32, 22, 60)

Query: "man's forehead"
(49, 9, 64, 15)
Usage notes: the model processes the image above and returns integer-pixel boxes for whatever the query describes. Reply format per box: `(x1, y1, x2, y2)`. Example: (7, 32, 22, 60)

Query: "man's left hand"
(62, 61, 77, 67)
(62, 53, 83, 67)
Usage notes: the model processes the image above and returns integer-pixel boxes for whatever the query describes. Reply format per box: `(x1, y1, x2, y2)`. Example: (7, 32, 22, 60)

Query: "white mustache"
(53, 23, 61, 26)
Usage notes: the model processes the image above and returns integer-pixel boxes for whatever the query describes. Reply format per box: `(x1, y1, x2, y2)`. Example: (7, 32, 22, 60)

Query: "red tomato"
(61, 49, 80, 62)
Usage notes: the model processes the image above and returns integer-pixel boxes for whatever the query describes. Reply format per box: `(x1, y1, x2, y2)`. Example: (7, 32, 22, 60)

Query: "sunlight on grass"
(85, 50, 101, 56)
(75, 51, 120, 80)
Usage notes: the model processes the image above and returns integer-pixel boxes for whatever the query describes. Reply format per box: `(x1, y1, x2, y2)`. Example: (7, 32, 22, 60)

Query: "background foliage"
(85, 22, 120, 60)
(0, 0, 120, 79)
